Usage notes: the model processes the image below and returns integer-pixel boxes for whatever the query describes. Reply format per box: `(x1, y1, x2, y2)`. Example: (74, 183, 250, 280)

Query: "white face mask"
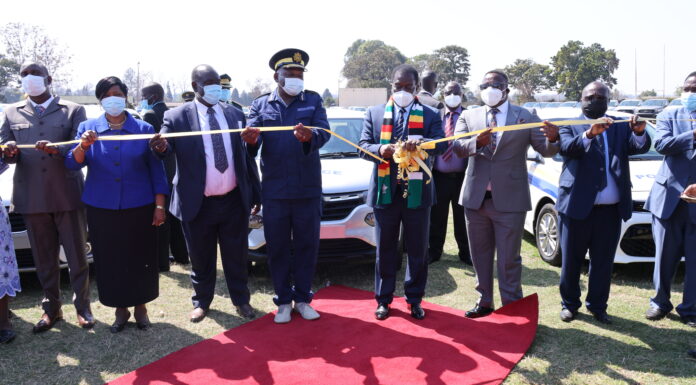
(444, 94, 462, 108)
(282, 78, 304, 96)
(22, 74, 47, 97)
(480, 87, 504, 107)
(392, 90, 414, 108)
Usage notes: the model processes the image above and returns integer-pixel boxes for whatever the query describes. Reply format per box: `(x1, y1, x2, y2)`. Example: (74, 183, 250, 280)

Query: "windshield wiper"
(320, 152, 359, 158)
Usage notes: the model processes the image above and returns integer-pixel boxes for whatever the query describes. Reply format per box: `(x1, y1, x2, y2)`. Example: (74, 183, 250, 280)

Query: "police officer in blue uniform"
(241, 48, 330, 323)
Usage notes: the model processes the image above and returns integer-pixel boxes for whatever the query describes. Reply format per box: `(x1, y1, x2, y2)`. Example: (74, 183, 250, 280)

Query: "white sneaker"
(274, 304, 292, 324)
(294, 302, 320, 320)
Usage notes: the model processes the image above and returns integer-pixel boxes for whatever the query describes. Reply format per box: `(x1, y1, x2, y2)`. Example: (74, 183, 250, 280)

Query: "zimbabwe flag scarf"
(376, 97, 424, 207)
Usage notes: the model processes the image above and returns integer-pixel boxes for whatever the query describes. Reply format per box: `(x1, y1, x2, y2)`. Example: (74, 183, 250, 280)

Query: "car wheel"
(535, 203, 562, 266)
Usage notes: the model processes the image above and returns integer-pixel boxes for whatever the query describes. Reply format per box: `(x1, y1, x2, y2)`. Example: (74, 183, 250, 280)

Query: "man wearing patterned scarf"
(359, 64, 447, 321)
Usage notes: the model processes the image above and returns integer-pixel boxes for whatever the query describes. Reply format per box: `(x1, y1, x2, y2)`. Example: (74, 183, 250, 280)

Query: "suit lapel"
(41, 97, 61, 117)
(222, 106, 244, 171)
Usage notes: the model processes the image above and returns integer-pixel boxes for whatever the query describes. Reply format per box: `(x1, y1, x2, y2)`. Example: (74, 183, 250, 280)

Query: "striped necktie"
(34, 105, 45, 117)
(481, 107, 499, 159)
(441, 112, 456, 161)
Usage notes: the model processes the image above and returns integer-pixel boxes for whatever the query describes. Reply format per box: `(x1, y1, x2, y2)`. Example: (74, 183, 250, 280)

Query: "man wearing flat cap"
(241, 48, 330, 323)
(219, 74, 244, 112)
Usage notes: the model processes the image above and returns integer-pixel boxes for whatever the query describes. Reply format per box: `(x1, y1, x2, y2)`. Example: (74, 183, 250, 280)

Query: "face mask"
(21, 74, 47, 97)
(282, 78, 304, 96)
(101, 96, 126, 117)
(681, 92, 696, 111)
(138, 99, 152, 112)
(480, 87, 503, 107)
(444, 94, 462, 108)
(219, 88, 231, 102)
(199, 84, 222, 105)
(582, 99, 608, 119)
(392, 90, 414, 108)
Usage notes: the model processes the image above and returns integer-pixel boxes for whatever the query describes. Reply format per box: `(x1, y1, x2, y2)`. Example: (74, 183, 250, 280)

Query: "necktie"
(34, 105, 45, 117)
(594, 133, 608, 190)
(207, 107, 229, 173)
(482, 108, 499, 159)
(441, 113, 456, 161)
(395, 108, 407, 140)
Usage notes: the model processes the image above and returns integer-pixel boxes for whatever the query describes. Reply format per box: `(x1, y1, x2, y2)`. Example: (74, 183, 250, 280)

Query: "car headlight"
(364, 212, 375, 227)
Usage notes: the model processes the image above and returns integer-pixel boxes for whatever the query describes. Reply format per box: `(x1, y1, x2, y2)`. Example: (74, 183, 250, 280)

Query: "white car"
(525, 109, 663, 265)
(615, 99, 642, 114)
(248, 108, 377, 261)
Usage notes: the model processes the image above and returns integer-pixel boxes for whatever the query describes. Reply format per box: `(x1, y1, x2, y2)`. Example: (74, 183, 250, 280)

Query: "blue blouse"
(65, 113, 168, 210)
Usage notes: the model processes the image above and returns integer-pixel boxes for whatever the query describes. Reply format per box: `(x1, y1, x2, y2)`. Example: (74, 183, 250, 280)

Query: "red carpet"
(108, 286, 538, 385)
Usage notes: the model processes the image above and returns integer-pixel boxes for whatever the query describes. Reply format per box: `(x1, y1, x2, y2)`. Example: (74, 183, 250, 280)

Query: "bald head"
(191, 64, 218, 84)
(421, 70, 438, 94)
(581, 81, 610, 100)
(141, 82, 164, 103)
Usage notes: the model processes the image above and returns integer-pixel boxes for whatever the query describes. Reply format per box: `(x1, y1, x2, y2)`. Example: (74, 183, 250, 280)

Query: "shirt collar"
(28, 96, 54, 109)
(95, 112, 139, 134)
(420, 90, 433, 97)
(269, 88, 304, 105)
(485, 100, 509, 116)
(445, 106, 463, 117)
(194, 98, 222, 114)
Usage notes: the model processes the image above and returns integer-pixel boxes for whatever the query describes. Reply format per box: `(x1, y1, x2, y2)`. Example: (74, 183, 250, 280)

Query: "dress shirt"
(483, 101, 509, 191)
(65, 113, 169, 209)
(393, 102, 413, 141)
(193, 99, 236, 196)
(434, 106, 467, 173)
(580, 114, 647, 205)
(28, 96, 54, 111)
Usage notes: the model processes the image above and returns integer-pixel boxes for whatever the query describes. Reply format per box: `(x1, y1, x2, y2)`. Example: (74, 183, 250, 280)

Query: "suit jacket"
(417, 91, 444, 112)
(359, 102, 447, 209)
(556, 114, 651, 221)
(0, 97, 86, 214)
(645, 107, 696, 222)
(158, 102, 261, 222)
(453, 103, 559, 212)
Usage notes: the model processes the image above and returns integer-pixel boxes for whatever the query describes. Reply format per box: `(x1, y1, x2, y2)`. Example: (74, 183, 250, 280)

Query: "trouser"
(181, 189, 250, 309)
(23, 209, 90, 316)
(429, 171, 469, 260)
(374, 188, 430, 305)
(559, 204, 621, 314)
(263, 197, 321, 306)
(465, 196, 526, 308)
(650, 201, 696, 318)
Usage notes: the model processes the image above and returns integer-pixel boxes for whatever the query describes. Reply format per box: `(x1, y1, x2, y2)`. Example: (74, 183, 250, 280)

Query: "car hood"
(320, 158, 373, 194)
(631, 160, 662, 200)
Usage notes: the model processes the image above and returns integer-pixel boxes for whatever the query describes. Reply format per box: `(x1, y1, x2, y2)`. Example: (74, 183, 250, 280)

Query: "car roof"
(326, 107, 367, 119)
(536, 107, 634, 120)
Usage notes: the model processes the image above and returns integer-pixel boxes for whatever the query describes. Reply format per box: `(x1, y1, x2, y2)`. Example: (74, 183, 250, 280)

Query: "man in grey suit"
(453, 70, 560, 318)
(417, 70, 444, 112)
(0, 62, 93, 332)
(644, 71, 696, 327)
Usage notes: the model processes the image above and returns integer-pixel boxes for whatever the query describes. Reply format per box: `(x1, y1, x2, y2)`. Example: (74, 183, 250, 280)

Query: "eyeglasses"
(479, 82, 507, 91)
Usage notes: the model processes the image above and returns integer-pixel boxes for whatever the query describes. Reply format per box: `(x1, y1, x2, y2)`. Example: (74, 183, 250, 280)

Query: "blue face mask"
(101, 96, 126, 117)
(681, 92, 696, 112)
(139, 99, 152, 112)
(219, 88, 231, 102)
(201, 84, 222, 105)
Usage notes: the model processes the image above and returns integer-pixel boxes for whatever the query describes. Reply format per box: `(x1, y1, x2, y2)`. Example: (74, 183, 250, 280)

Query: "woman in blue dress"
(0, 158, 21, 344)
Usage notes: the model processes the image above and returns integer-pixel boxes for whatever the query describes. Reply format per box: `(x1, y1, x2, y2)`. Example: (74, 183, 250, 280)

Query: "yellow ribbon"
(0, 126, 388, 164)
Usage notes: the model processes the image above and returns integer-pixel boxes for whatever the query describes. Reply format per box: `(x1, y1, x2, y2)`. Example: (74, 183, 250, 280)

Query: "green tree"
(342, 40, 406, 88)
(640, 89, 657, 98)
(504, 59, 551, 103)
(408, 54, 435, 73)
(408, 45, 471, 85)
(0, 54, 20, 88)
(549, 40, 619, 100)
(675, 86, 683, 97)
(321, 88, 336, 107)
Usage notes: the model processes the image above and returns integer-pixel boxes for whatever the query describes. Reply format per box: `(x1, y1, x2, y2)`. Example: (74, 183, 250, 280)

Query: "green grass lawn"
(1, 225, 694, 384)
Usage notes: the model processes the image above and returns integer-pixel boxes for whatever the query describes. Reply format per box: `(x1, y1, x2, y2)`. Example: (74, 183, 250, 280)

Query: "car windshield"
(548, 102, 561, 108)
(669, 99, 682, 106)
(642, 99, 667, 106)
(619, 100, 640, 106)
(560, 102, 576, 107)
(609, 101, 618, 107)
(523, 102, 536, 107)
(320, 118, 363, 156)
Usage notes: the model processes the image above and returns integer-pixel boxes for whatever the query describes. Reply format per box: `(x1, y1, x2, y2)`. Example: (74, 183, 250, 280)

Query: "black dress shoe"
(77, 310, 96, 329)
(590, 311, 613, 324)
(32, 311, 63, 334)
(465, 304, 494, 319)
(681, 316, 696, 327)
(375, 303, 390, 320)
(0, 329, 16, 344)
(409, 303, 425, 320)
(110, 310, 131, 333)
(236, 304, 257, 319)
(136, 317, 151, 330)
(560, 308, 577, 322)
(190, 307, 207, 323)
(645, 307, 669, 320)
(459, 254, 473, 266)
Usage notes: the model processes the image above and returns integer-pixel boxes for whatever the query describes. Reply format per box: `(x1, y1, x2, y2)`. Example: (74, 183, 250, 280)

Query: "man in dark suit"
(644, 71, 696, 326)
(557, 81, 650, 324)
(150, 64, 261, 322)
(417, 70, 444, 112)
(359, 64, 446, 320)
(1, 62, 94, 332)
(141, 82, 189, 269)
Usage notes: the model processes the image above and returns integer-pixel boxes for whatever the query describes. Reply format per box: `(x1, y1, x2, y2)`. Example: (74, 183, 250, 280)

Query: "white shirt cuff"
(582, 131, 592, 152)
(633, 131, 647, 145)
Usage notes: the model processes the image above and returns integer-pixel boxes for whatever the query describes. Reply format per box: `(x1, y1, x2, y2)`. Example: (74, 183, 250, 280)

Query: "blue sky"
(1, 0, 692, 98)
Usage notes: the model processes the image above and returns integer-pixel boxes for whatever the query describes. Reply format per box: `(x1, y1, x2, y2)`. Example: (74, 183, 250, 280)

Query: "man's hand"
(379, 144, 395, 159)
(149, 133, 168, 153)
(2, 141, 19, 158)
(251, 204, 261, 215)
(402, 139, 421, 152)
(586, 117, 613, 139)
(540, 120, 559, 143)
(35, 140, 59, 154)
(294, 123, 313, 143)
(476, 128, 493, 148)
(241, 127, 261, 145)
(629, 115, 646, 135)
(684, 184, 696, 197)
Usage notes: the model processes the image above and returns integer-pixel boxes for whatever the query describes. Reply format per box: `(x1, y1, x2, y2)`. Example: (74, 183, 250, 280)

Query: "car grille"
(14, 248, 35, 269)
(637, 109, 655, 114)
(321, 192, 364, 221)
(632, 201, 649, 212)
(6, 208, 26, 232)
(250, 238, 375, 259)
(619, 224, 654, 257)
